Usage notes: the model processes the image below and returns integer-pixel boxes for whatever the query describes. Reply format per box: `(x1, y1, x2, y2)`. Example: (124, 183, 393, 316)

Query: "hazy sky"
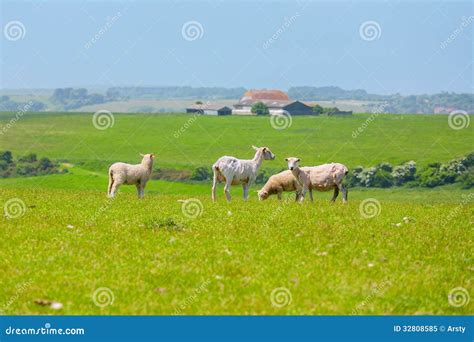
(1, 0, 472, 94)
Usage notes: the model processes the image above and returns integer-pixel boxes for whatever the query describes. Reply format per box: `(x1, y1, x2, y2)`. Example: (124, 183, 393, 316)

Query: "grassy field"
(0, 112, 472, 315)
(0, 112, 472, 172)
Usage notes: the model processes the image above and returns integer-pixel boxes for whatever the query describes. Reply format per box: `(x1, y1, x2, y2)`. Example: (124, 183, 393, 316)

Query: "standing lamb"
(108, 153, 155, 199)
(257, 170, 303, 201)
(212, 146, 275, 202)
(285, 157, 311, 202)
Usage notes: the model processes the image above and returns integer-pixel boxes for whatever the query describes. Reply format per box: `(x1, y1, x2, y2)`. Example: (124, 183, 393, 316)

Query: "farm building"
(327, 110, 353, 116)
(232, 89, 314, 115)
(186, 104, 232, 116)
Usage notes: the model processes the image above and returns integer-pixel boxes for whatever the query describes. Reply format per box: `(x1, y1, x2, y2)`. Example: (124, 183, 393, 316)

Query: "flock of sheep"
(107, 146, 349, 203)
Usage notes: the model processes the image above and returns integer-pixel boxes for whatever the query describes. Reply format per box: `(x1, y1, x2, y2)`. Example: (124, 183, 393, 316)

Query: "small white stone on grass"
(50, 302, 63, 310)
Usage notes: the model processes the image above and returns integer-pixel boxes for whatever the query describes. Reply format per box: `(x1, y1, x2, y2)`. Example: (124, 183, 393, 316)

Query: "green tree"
(251, 102, 269, 115)
(312, 104, 324, 115)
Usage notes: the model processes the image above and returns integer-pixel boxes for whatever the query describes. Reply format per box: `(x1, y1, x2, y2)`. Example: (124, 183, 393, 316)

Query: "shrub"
(371, 169, 393, 188)
(392, 161, 416, 186)
(377, 162, 393, 172)
(458, 166, 474, 189)
(251, 102, 269, 115)
(190, 167, 211, 181)
(18, 153, 38, 163)
(0, 151, 13, 164)
(418, 166, 442, 188)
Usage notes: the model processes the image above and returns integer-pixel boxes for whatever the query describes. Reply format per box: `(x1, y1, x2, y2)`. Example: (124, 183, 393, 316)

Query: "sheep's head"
(252, 145, 275, 160)
(285, 157, 300, 171)
(257, 189, 269, 200)
(140, 153, 155, 164)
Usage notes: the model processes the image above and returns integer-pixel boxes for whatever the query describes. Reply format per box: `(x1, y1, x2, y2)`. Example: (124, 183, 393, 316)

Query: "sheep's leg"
(242, 184, 250, 201)
(211, 171, 218, 202)
(308, 188, 314, 202)
(136, 182, 145, 199)
(109, 182, 120, 198)
(277, 191, 282, 200)
(331, 186, 339, 203)
(224, 179, 232, 202)
(340, 184, 348, 203)
(107, 175, 114, 197)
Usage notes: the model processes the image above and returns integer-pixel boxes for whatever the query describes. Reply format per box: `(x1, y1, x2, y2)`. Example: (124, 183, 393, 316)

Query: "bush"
(190, 167, 211, 181)
(392, 161, 416, 186)
(371, 169, 393, 188)
(18, 153, 37, 163)
(251, 102, 269, 115)
(458, 166, 474, 189)
(377, 162, 393, 173)
(0, 151, 13, 164)
(255, 170, 271, 184)
(418, 166, 442, 188)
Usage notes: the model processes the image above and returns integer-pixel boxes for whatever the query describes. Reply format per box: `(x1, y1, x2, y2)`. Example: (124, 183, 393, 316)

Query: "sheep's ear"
(297, 158, 301, 162)
(285, 158, 289, 161)
(139, 153, 145, 157)
(252, 145, 259, 150)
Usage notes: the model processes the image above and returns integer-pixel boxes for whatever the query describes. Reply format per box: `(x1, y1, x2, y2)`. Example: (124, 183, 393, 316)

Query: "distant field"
(0, 112, 471, 315)
(0, 112, 471, 173)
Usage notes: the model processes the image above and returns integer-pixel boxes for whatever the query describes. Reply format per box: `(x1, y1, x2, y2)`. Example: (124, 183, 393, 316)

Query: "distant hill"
(288, 86, 387, 101)
(106, 86, 246, 100)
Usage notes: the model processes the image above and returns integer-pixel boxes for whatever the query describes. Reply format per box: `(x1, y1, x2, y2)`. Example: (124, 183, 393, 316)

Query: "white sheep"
(212, 146, 275, 201)
(285, 157, 311, 202)
(107, 153, 155, 199)
(286, 158, 349, 203)
(305, 162, 349, 203)
(257, 170, 302, 201)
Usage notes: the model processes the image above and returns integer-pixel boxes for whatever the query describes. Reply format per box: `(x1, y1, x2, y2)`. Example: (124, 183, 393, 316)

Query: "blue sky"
(1, 0, 472, 94)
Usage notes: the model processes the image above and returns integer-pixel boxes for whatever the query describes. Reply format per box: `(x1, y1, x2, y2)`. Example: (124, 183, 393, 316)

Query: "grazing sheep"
(108, 153, 155, 199)
(212, 146, 275, 202)
(257, 170, 302, 201)
(302, 162, 349, 203)
(285, 157, 311, 202)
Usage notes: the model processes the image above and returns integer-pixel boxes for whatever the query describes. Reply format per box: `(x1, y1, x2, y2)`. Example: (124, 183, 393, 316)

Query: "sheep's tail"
(108, 169, 114, 195)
